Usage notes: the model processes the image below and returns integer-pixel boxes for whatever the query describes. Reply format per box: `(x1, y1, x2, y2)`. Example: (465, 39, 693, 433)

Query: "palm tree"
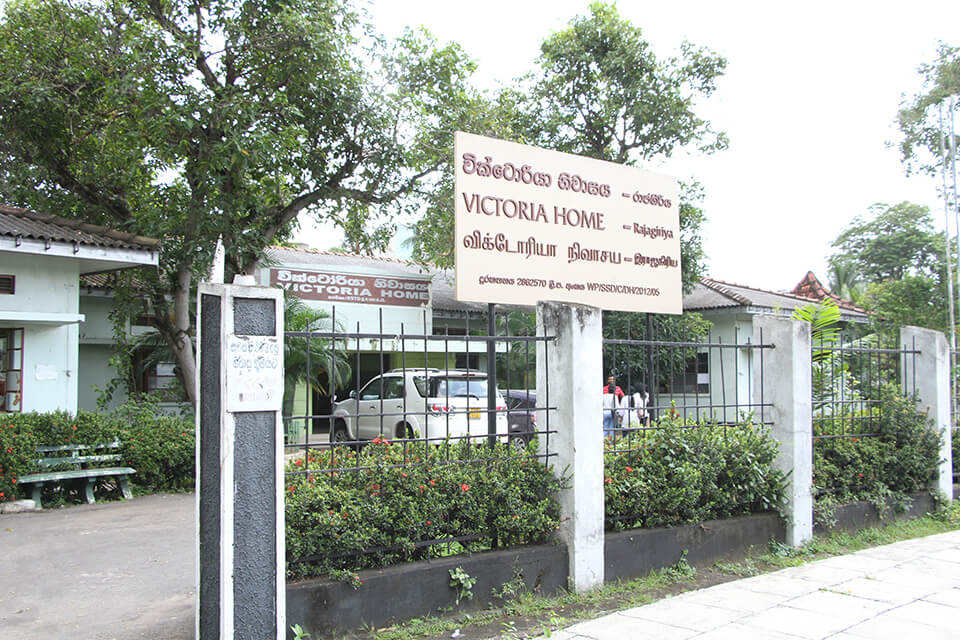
(283, 294, 352, 418)
(828, 260, 864, 304)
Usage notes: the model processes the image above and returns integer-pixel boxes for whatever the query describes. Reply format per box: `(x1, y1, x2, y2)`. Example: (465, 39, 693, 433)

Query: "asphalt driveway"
(1, 493, 195, 640)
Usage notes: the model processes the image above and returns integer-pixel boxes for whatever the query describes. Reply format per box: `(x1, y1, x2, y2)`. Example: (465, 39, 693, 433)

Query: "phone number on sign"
(476, 276, 660, 296)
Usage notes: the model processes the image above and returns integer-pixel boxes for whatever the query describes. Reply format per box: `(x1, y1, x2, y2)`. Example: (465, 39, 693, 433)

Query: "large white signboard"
(454, 132, 682, 314)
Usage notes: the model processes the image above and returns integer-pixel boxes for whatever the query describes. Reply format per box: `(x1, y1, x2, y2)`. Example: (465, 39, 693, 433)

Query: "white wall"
(0, 253, 79, 315)
(0, 254, 82, 413)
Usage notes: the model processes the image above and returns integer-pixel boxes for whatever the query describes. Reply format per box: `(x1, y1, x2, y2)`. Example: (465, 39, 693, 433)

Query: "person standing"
(619, 383, 650, 429)
(602, 375, 624, 437)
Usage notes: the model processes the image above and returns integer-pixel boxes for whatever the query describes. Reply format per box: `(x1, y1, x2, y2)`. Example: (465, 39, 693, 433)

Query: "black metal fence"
(952, 350, 960, 484)
(601, 328, 774, 435)
(811, 334, 917, 441)
(282, 307, 558, 573)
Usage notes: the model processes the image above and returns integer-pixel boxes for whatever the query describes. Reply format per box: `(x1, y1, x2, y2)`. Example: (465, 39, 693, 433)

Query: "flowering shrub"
(0, 398, 194, 503)
(285, 438, 562, 580)
(603, 415, 786, 530)
(813, 385, 941, 519)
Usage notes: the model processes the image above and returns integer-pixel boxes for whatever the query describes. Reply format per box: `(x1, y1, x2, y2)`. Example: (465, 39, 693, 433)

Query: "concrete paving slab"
(921, 587, 960, 608)
(827, 575, 933, 606)
(563, 611, 699, 639)
(866, 565, 959, 591)
(843, 613, 957, 639)
(692, 621, 811, 640)
(735, 605, 852, 639)
(618, 598, 745, 632)
(776, 563, 865, 586)
(669, 584, 790, 613)
(882, 599, 959, 630)
(781, 589, 892, 625)
(733, 572, 823, 598)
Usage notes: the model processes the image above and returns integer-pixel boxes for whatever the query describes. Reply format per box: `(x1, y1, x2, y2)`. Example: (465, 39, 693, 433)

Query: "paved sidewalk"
(541, 530, 960, 640)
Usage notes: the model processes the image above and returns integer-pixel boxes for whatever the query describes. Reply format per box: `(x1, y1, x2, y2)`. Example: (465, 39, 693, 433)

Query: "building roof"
(0, 205, 160, 251)
(685, 276, 870, 323)
(790, 271, 866, 313)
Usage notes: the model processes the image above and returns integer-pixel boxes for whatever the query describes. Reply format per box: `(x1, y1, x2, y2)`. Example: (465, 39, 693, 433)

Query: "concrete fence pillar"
(536, 301, 604, 591)
(196, 279, 285, 640)
(900, 326, 953, 499)
(754, 316, 813, 547)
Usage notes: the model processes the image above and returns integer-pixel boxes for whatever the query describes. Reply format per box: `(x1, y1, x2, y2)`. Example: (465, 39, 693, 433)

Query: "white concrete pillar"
(536, 301, 604, 591)
(196, 279, 285, 640)
(754, 316, 813, 547)
(900, 326, 953, 499)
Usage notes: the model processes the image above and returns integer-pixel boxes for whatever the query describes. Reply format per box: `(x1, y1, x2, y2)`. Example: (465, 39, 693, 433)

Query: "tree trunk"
(174, 267, 198, 407)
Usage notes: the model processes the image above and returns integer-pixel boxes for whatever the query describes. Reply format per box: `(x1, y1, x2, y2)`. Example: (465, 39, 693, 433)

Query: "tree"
(828, 202, 953, 335)
(897, 43, 960, 179)
(411, 2, 726, 291)
(0, 0, 476, 405)
(829, 202, 943, 283)
(283, 294, 351, 418)
(826, 260, 865, 306)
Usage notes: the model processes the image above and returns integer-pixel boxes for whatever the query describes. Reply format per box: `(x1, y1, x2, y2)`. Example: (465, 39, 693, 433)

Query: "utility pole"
(939, 102, 956, 352)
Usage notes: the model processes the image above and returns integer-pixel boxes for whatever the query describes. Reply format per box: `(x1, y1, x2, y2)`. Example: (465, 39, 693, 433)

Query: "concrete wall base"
(286, 544, 568, 638)
(815, 492, 936, 534)
(604, 513, 786, 582)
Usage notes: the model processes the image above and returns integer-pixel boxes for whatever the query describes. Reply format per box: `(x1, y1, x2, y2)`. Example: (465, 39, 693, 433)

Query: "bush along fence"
(0, 396, 195, 505)
(276, 305, 957, 635)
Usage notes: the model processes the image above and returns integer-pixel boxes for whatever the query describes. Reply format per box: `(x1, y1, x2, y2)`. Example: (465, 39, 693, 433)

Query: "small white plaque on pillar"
(226, 334, 282, 412)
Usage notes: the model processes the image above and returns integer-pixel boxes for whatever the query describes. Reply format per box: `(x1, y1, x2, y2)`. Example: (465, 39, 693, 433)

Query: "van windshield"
(414, 376, 489, 399)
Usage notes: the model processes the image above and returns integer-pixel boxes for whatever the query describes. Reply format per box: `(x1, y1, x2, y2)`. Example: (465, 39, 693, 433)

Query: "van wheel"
(509, 433, 529, 451)
(396, 423, 414, 440)
(331, 420, 350, 444)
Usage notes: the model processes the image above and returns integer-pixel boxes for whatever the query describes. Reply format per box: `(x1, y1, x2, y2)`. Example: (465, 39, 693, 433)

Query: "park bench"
(18, 441, 136, 509)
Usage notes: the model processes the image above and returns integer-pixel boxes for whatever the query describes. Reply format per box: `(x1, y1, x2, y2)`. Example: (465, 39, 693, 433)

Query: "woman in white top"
(618, 383, 650, 429)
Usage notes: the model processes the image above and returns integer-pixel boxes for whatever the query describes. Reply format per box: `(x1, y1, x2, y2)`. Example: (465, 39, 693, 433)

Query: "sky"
(294, 0, 960, 293)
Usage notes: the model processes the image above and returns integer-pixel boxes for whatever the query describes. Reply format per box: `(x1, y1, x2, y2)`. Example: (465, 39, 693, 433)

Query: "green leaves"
(896, 43, 960, 178)
(285, 439, 563, 580)
(603, 418, 787, 530)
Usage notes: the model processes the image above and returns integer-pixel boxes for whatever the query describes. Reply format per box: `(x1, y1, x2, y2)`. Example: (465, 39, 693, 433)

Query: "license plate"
(469, 410, 482, 420)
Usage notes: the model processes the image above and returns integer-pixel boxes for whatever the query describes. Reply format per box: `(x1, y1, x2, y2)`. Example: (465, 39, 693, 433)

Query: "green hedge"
(285, 438, 562, 580)
(0, 398, 194, 504)
(604, 415, 787, 530)
(813, 385, 941, 524)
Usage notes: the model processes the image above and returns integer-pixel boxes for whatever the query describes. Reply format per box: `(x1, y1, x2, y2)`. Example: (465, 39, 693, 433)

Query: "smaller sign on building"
(270, 268, 430, 308)
(225, 334, 282, 412)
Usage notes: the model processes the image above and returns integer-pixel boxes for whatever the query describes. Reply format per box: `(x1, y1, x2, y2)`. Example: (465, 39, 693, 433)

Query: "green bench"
(18, 441, 136, 509)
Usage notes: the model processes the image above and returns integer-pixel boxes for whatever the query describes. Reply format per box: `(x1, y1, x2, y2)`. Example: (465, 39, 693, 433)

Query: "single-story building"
(0, 206, 159, 414)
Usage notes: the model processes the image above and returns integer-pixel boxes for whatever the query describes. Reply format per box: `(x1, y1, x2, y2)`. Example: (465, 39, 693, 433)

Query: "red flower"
(605, 478, 612, 484)
(461, 484, 470, 492)
(294, 459, 303, 467)
(401, 472, 407, 478)
(857, 473, 863, 478)
(426, 520, 431, 526)
(341, 512, 348, 518)
(626, 466, 634, 472)
(851, 437, 858, 442)
(429, 479, 436, 486)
